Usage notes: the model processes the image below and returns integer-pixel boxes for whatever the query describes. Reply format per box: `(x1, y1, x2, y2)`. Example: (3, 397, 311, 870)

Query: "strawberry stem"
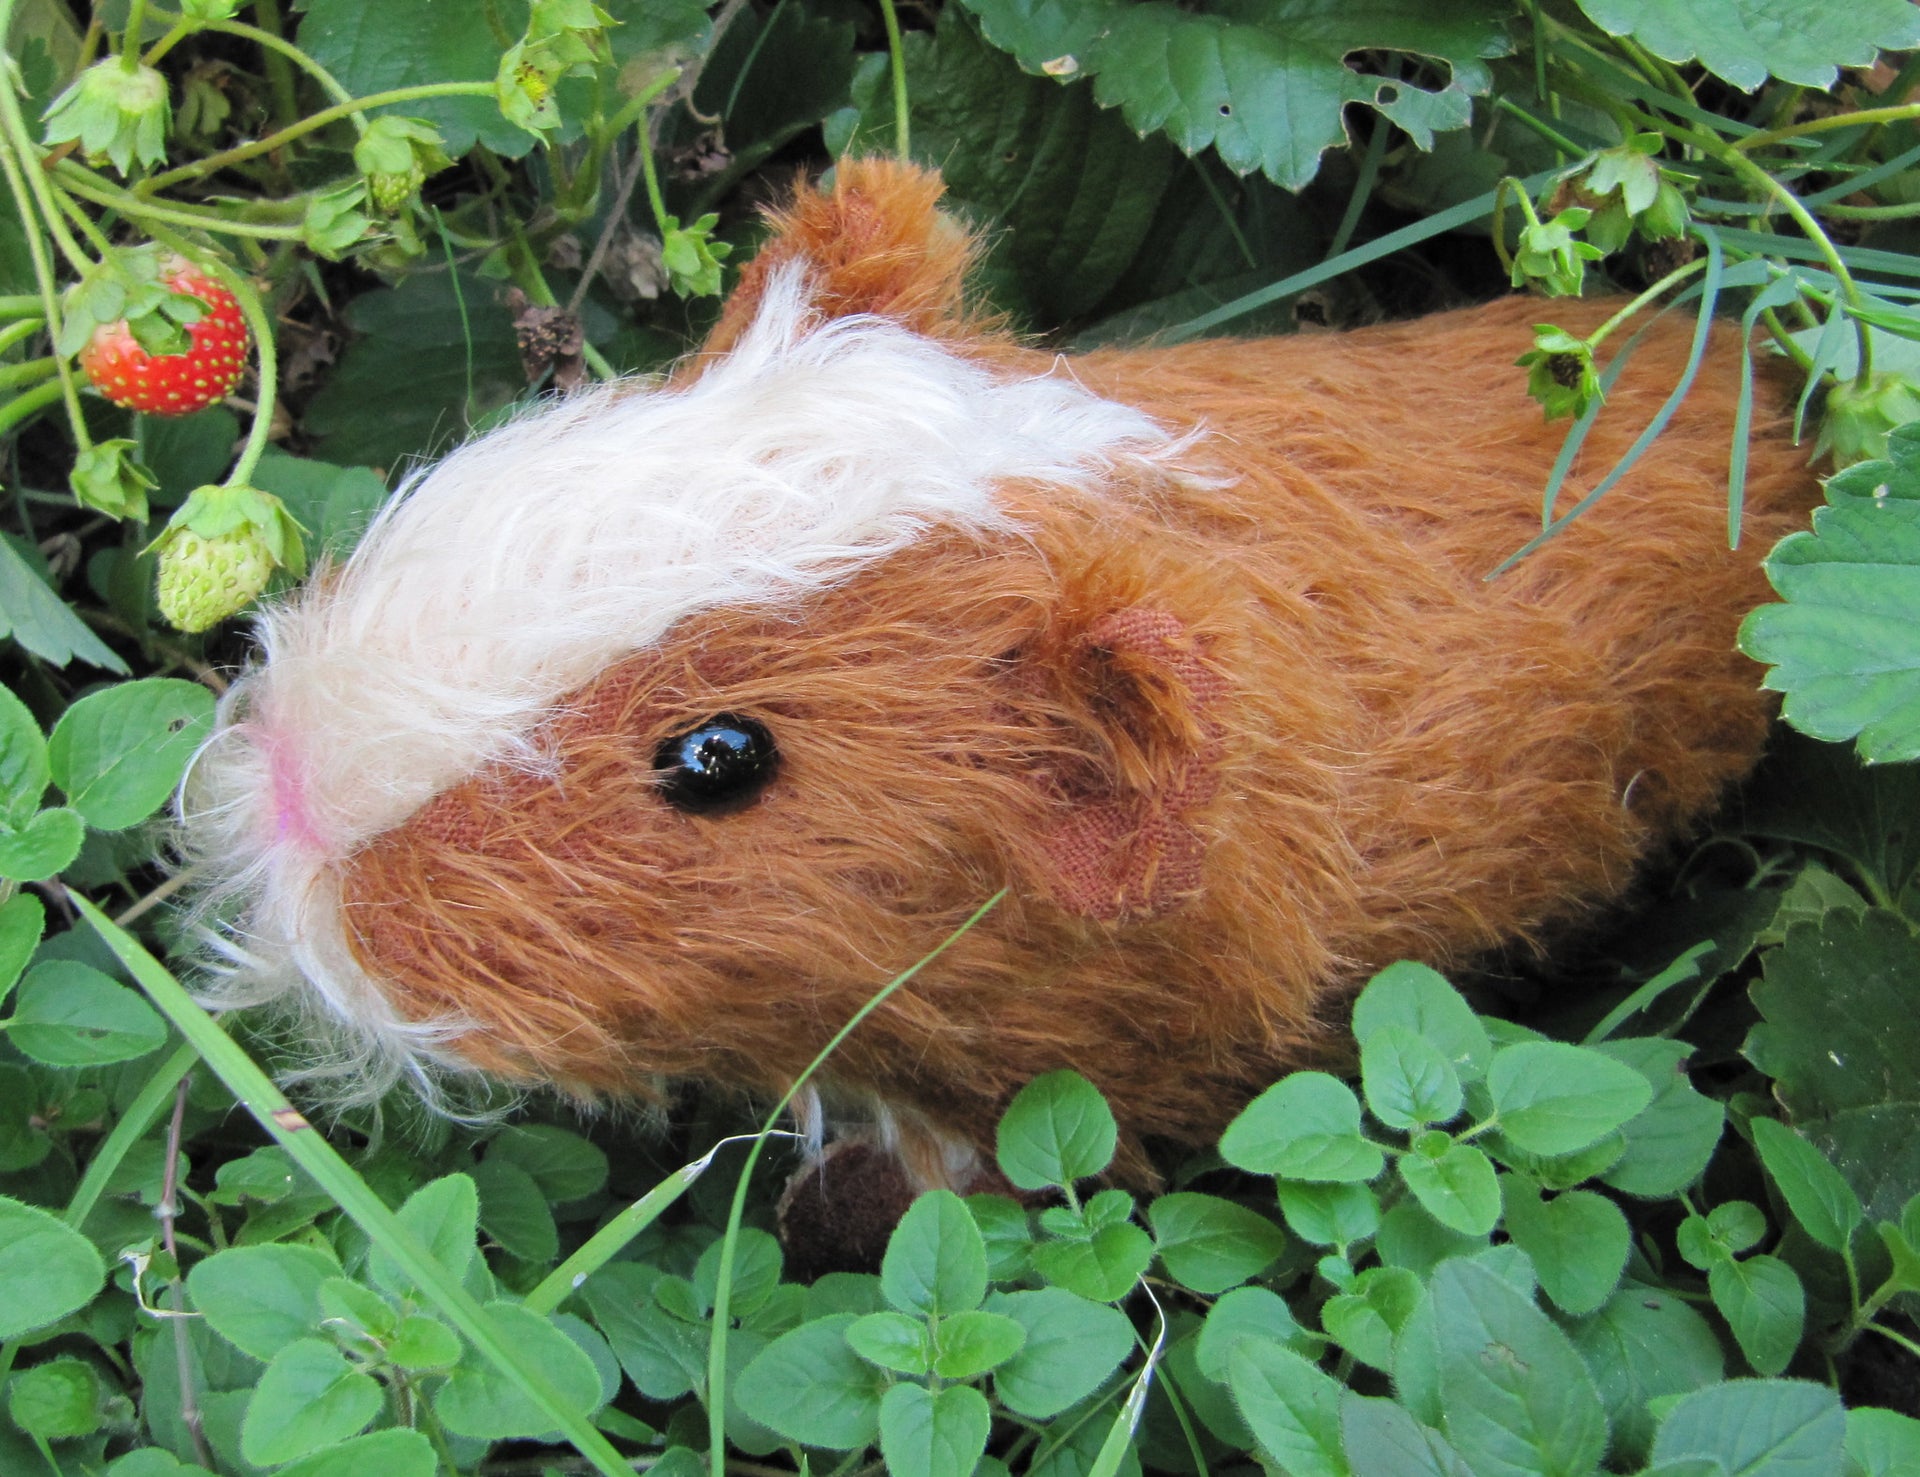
(141, 81, 497, 194)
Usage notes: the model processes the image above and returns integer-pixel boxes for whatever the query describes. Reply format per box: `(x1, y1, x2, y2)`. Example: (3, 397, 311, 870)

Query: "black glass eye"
(651, 714, 780, 814)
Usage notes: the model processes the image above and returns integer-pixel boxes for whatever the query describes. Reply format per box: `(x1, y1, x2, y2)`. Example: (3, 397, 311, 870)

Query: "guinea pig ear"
(700, 158, 985, 355)
(1014, 606, 1228, 923)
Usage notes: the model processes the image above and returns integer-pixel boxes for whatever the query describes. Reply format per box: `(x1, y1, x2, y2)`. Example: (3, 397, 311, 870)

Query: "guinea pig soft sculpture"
(183, 160, 1815, 1186)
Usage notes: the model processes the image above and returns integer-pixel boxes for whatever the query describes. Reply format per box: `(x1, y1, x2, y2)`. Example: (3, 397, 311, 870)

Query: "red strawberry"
(77, 259, 249, 417)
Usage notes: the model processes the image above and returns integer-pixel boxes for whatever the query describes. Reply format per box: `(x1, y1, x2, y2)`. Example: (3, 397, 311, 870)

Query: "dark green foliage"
(0, 0, 1919, 1472)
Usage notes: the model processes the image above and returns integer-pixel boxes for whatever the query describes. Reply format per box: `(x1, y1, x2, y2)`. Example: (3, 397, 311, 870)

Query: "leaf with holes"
(958, 0, 1511, 188)
(48, 677, 214, 831)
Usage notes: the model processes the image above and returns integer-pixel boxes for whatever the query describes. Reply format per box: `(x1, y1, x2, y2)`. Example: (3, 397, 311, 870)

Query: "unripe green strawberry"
(149, 483, 307, 632)
(155, 526, 275, 633)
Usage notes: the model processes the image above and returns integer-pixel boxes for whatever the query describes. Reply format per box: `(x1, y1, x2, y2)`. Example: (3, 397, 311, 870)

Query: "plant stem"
(1587, 254, 1711, 349)
(121, 0, 151, 69)
(145, 5, 357, 111)
(143, 81, 496, 192)
(246, 0, 304, 127)
(876, 0, 909, 159)
(0, 318, 45, 354)
(0, 357, 57, 391)
(1736, 101, 1920, 153)
(141, 18, 193, 67)
(1493, 94, 1591, 160)
(56, 162, 307, 240)
(0, 139, 92, 450)
(0, 379, 66, 438)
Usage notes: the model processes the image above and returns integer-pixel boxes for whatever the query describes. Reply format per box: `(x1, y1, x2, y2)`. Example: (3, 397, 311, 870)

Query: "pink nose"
(261, 724, 325, 856)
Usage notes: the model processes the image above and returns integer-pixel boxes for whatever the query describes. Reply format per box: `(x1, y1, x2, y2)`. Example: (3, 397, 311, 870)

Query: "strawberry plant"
(0, 2, 1918, 1476)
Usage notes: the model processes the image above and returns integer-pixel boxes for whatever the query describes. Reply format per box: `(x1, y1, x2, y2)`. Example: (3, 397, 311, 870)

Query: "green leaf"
(1375, 1199, 1487, 1274)
(47, 678, 215, 831)
(988, 1287, 1134, 1418)
(1747, 908, 1920, 1227)
(367, 1172, 477, 1297)
(694, 1227, 783, 1320)
(1361, 1025, 1464, 1131)
(1595, 1038, 1725, 1198)
(0, 684, 47, 828)
(880, 1382, 992, 1477)
(1030, 1221, 1154, 1301)
(1566, 1285, 1725, 1469)
(1398, 1143, 1500, 1237)
(387, 1313, 462, 1371)
(1196, 1286, 1317, 1381)
(266, 1429, 437, 1477)
(883, 1190, 988, 1316)
(1847, 1407, 1920, 1476)
(833, 8, 1178, 327)
(239, 1338, 383, 1465)
(1276, 1181, 1379, 1249)
(1649, 1378, 1846, 1472)
(1220, 1072, 1384, 1182)
(845, 1310, 931, 1375)
(302, 269, 522, 470)
(1708, 1254, 1804, 1376)
(1147, 1192, 1286, 1293)
(1499, 1176, 1630, 1316)
(997, 1070, 1117, 1189)
(0, 536, 128, 674)
(933, 1309, 1027, 1379)
(1486, 1041, 1653, 1156)
(1352, 961, 1492, 1082)
(1750, 1117, 1864, 1256)
(485, 1123, 609, 1204)
(1575, 0, 1920, 90)
(296, 0, 536, 156)
(0, 807, 84, 882)
(470, 1156, 560, 1264)
(968, 1193, 1032, 1281)
(1339, 1393, 1472, 1477)
(735, 1314, 886, 1450)
(1227, 1339, 1348, 1477)
(187, 1244, 337, 1361)
(1320, 1265, 1420, 1373)
(960, 0, 1510, 189)
(9, 960, 168, 1065)
(1431, 1258, 1607, 1477)
(8, 1356, 103, 1439)
(1741, 430, 1920, 760)
(0, 892, 44, 1000)
(433, 1300, 603, 1439)
(584, 1264, 705, 1401)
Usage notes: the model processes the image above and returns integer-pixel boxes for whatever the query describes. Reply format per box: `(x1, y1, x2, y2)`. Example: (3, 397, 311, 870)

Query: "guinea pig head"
(181, 162, 1240, 1172)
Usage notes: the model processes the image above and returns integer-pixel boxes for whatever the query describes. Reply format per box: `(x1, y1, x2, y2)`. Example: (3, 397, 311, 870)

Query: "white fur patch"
(178, 267, 1187, 1100)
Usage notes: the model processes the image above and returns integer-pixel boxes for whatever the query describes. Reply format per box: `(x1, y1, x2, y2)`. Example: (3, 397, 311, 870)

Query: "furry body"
(185, 163, 1815, 1182)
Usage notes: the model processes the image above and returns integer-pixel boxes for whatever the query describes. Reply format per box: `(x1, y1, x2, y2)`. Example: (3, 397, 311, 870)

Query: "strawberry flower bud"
(150, 484, 307, 632)
(1516, 325, 1603, 422)
(660, 213, 731, 298)
(1816, 371, 1920, 468)
(68, 440, 157, 521)
(42, 60, 171, 176)
(1512, 207, 1604, 299)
